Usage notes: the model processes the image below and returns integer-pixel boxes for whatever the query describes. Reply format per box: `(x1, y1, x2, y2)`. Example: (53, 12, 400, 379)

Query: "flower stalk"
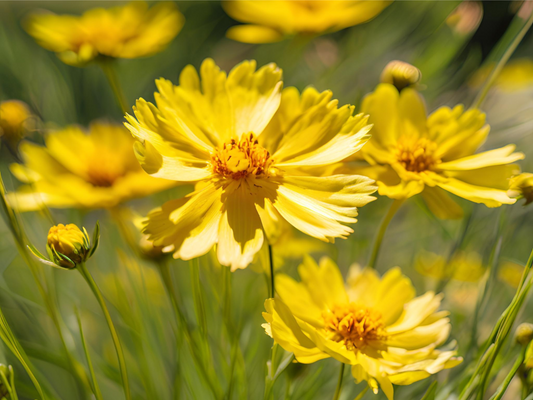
(368, 199, 404, 269)
(332, 363, 345, 400)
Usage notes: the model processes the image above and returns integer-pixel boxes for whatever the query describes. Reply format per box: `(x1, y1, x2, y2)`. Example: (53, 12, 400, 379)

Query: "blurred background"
(0, 1, 533, 399)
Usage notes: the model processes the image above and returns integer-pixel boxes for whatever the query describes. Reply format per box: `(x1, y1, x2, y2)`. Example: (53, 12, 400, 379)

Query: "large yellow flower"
(125, 59, 377, 270)
(263, 257, 461, 399)
(355, 84, 524, 218)
(25, 2, 184, 66)
(223, 1, 390, 44)
(8, 122, 175, 211)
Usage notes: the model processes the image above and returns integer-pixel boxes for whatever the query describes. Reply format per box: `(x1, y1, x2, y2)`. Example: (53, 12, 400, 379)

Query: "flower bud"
(516, 323, 533, 346)
(47, 224, 91, 268)
(0, 100, 32, 145)
(508, 173, 533, 206)
(380, 61, 422, 91)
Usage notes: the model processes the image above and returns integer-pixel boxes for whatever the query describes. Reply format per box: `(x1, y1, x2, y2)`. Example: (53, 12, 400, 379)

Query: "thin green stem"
(472, 8, 533, 109)
(268, 244, 275, 298)
(75, 310, 103, 400)
(368, 199, 404, 269)
(77, 262, 131, 400)
(99, 59, 128, 115)
(354, 386, 369, 400)
(332, 363, 345, 400)
(488, 347, 527, 400)
(157, 259, 222, 399)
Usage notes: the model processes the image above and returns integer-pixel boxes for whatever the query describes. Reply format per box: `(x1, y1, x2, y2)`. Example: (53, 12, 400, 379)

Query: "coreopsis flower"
(470, 59, 533, 92)
(263, 257, 461, 399)
(380, 61, 421, 92)
(8, 122, 175, 211)
(355, 83, 523, 218)
(508, 173, 533, 205)
(25, 1, 184, 66)
(0, 100, 32, 145)
(29, 223, 99, 269)
(223, 1, 390, 44)
(125, 59, 377, 270)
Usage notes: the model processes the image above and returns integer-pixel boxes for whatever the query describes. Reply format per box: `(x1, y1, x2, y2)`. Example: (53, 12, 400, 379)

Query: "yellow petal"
(437, 144, 524, 171)
(361, 83, 400, 149)
(437, 177, 516, 207)
(377, 179, 424, 199)
(422, 186, 464, 219)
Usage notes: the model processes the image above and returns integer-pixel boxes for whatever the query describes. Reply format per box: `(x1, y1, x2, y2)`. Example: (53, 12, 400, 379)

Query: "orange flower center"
(395, 136, 440, 173)
(322, 304, 386, 350)
(211, 133, 273, 179)
(85, 151, 127, 187)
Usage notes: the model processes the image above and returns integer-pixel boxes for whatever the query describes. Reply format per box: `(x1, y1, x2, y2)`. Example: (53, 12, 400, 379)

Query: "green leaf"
(421, 381, 437, 400)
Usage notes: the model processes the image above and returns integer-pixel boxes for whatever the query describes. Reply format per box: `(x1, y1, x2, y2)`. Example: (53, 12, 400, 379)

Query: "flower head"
(25, 1, 184, 66)
(508, 173, 533, 205)
(354, 83, 523, 218)
(29, 223, 99, 269)
(223, 1, 390, 44)
(8, 122, 175, 211)
(415, 250, 485, 282)
(0, 100, 32, 145)
(263, 257, 461, 399)
(125, 59, 377, 270)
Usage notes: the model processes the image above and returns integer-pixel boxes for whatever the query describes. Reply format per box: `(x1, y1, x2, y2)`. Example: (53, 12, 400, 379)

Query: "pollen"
(322, 304, 387, 350)
(211, 133, 274, 179)
(395, 136, 440, 173)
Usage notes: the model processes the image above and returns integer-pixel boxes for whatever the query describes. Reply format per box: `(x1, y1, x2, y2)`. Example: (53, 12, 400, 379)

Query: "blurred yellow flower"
(25, 1, 184, 66)
(508, 173, 533, 205)
(8, 122, 175, 211)
(0, 100, 32, 144)
(125, 59, 377, 270)
(355, 84, 523, 218)
(498, 260, 525, 288)
(415, 250, 485, 282)
(223, 1, 390, 44)
(470, 59, 533, 92)
(263, 257, 461, 399)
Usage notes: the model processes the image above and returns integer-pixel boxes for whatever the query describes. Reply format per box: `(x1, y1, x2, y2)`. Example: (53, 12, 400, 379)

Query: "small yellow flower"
(415, 250, 485, 282)
(0, 100, 32, 144)
(353, 83, 523, 218)
(380, 61, 421, 91)
(25, 1, 184, 66)
(125, 59, 377, 270)
(263, 257, 461, 399)
(498, 261, 525, 288)
(8, 122, 176, 211)
(508, 173, 533, 205)
(223, 1, 390, 44)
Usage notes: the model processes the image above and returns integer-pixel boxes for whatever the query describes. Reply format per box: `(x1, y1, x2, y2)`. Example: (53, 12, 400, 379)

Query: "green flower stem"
(488, 347, 527, 400)
(98, 58, 129, 115)
(368, 199, 404, 269)
(472, 6, 533, 109)
(264, 343, 279, 400)
(76, 310, 103, 400)
(332, 363, 345, 400)
(157, 259, 223, 399)
(268, 244, 275, 298)
(354, 386, 369, 400)
(0, 171, 90, 398)
(77, 262, 131, 400)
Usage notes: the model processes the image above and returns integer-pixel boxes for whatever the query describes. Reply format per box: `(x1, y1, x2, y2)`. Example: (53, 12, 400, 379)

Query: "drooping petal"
(437, 178, 516, 207)
(226, 24, 284, 44)
(422, 186, 464, 220)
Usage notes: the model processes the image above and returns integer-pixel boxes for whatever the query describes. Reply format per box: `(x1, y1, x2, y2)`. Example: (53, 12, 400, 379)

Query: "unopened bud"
(508, 173, 533, 206)
(0, 100, 32, 145)
(516, 323, 533, 346)
(380, 61, 421, 91)
(47, 224, 91, 268)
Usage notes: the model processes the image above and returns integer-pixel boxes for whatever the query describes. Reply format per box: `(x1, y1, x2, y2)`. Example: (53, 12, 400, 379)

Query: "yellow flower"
(498, 261, 525, 288)
(470, 59, 533, 92)
(25, 2, 184, 66)
(0, 100, 32, 144)
(8, 122, 175, 211)
(263, 257, 461, 399)
(125, 59, 377, 270)
(47, 223, 91, 268)
(223, 1, 390, 44)
(508, 173, 533, 205)
(355, 83, 523, 218)
(415, 250, 485, 282)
